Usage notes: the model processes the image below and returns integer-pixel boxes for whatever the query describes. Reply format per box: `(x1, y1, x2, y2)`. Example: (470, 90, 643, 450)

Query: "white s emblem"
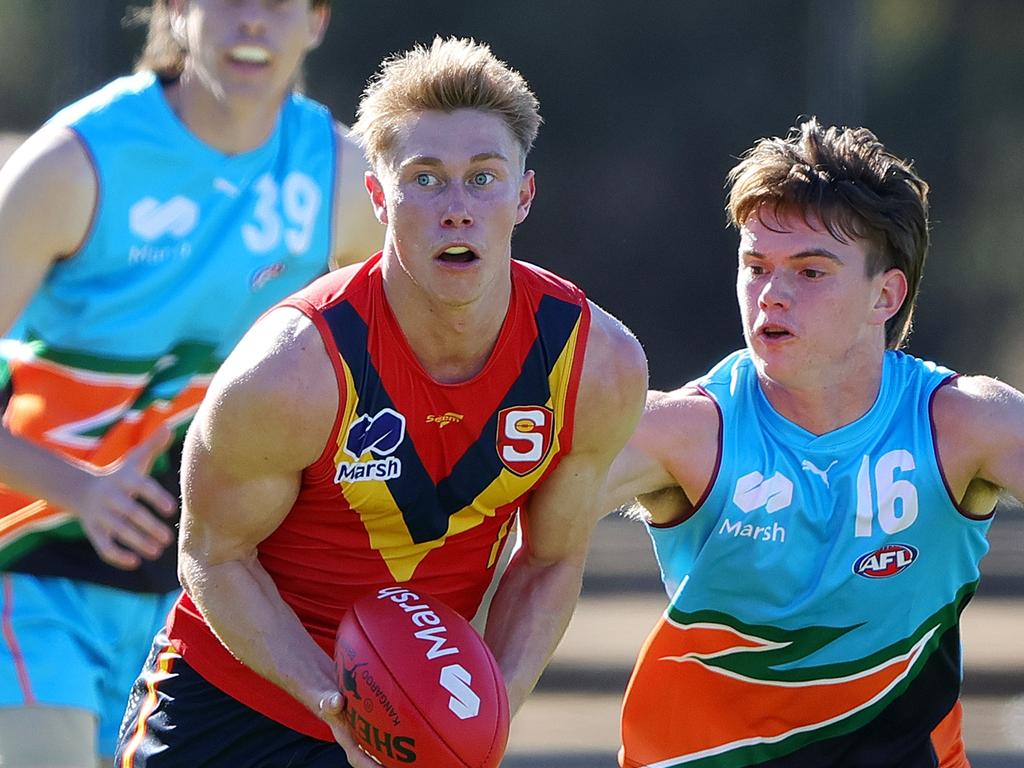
(129, 196, 199, 240)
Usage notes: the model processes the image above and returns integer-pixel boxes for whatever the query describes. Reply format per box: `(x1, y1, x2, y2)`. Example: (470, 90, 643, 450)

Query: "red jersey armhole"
(278, 296, 348, 471)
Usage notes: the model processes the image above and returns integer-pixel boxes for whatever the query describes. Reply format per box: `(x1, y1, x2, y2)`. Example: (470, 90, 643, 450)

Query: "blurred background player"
(604, 118, 1024, 768)
(114, 37, 647, 767)
(0, 1, 380, 765)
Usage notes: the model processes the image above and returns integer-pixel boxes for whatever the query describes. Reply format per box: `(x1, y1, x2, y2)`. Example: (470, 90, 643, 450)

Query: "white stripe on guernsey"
(0, 340, 33, 363)
(44, 398, 202, 451)
(45, 399, 140, 450)
(0, 511, 75, 549)
(642, 625, 940, 767)
(5, 348, 152, 388)
(658, 622, 791, 660)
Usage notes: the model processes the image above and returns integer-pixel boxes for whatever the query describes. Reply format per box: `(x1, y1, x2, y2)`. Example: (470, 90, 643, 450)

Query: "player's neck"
(164, 75, 285, 155)
(382, 272, 512, 385)
(757, 349, 886, 435)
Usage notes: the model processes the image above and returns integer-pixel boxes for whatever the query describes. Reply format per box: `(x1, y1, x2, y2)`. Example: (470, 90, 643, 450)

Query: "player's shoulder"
(2, 124, 92, 186)
(204, 306, 337, 465)
(582, 302, 648, 399)
(0, 125, 95, 256)
(587, 301, 646, 366)
(933, 373, 1024, 437)
(639, 384, 720, 451)
(571, 302, 648, 447)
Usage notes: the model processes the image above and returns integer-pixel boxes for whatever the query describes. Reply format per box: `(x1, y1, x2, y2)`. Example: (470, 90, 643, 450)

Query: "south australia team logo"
(335, 408, 406, 484)
(497, 406, 553, 476)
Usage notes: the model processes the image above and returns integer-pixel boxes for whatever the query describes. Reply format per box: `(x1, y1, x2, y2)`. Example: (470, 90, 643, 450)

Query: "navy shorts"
(115, 632, 353, 767)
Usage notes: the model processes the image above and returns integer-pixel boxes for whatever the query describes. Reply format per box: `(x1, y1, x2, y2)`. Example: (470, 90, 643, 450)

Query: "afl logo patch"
(853, 543, 918, 579)
(251, 261, 286, 291)
(497, 406, 553, 476)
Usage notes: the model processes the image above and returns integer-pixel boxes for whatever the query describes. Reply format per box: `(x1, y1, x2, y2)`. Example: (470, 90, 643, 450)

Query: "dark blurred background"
(2, 3, 1021, 764)
(3, 0, 1022, 390)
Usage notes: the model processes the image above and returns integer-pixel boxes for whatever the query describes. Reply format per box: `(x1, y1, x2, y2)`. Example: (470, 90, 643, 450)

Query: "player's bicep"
(0, 128, 95, 330)
(603, 421, 678, 513)
(179, 309, 338, 570)
(967, 378, 1024, 501)
(525, 305, 648, 552)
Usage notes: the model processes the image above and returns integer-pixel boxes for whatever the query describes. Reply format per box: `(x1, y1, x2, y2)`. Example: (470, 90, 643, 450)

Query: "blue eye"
(471, 172, 495, 186)
(415, 173, 438, 187)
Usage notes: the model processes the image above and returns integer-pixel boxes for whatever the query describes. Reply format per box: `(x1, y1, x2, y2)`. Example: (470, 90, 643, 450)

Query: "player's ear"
(365, 172, 388, 225)
(871, 267, 908, 325)
(515, 170, 535, 225)
(306, 3, 330, 50)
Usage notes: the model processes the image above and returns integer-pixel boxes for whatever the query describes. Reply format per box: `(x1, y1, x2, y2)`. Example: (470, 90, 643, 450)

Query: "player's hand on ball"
(319, 691, 383, 767)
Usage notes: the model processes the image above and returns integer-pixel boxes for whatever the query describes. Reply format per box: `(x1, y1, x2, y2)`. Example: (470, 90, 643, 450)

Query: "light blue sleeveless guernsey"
(0, 72, 336, 592)
(621, 349, 991, 768)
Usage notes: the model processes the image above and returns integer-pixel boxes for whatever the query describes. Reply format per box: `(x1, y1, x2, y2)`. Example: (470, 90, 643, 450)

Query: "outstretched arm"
(484, 304, 648, 714)
(0, 127, 176, 568)
(176, 306, 376, 767)
(602, 386, 722, 525)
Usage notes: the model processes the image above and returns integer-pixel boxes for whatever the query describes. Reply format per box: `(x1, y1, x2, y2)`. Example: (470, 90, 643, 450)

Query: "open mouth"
(228, 45, 272, 66)
(436, 246, 479, 264)
(758, 324, 794, 340)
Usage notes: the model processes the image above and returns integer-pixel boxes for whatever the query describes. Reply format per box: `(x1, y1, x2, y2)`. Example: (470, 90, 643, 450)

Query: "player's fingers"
(320, 694, 381, 767)
(105, 496, 175, 557)
(129, 475, 177, 517)
(111, 518, 170, 560)
(89, 529, 143, 570)
(125, 425, 174, 472)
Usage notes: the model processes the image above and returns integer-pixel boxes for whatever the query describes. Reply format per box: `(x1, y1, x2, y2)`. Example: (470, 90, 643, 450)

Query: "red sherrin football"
(335, 587, 509, 768)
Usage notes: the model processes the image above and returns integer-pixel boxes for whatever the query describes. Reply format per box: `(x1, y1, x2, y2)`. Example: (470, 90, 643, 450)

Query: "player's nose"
(758, 275, 792, 309)
(441, 186, 473, 228)
(235, 0, 271, 36)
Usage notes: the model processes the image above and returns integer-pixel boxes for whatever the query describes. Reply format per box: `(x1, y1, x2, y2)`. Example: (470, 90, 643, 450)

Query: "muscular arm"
(178, 308, 335, 709)
(176, 307, 377, 766)
(483, 304, 648, 714)
(933, 375, 1024, 512)
(0, 128, 176, 567)
(329, 126, 382, 269)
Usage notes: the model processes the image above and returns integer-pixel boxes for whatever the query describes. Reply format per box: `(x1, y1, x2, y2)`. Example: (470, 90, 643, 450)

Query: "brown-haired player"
(114, 37, 647, 767)
(603, 117, 1024, 767)
(0, 2, 380, 766)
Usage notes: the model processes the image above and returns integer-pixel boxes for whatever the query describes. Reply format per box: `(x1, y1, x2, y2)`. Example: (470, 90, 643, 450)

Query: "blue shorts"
(0, 572, 177, 756)
(116, 631, 354, 767)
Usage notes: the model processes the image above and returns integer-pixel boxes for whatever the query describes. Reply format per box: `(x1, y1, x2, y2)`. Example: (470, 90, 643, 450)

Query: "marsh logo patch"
(335, 408, 406, 484)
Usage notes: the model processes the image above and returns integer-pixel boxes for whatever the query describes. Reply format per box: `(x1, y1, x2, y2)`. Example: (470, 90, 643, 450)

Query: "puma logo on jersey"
(335, 408, 406, 484)
(732, 470, 793, 514)
(213, 177, 240, 197)
(129, 196, 199, 240)
(801, 459, 839, 487)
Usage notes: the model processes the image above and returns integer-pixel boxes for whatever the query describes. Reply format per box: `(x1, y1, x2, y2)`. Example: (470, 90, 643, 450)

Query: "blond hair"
(727, 117, 930, 349)
(351, 37, 542, 170)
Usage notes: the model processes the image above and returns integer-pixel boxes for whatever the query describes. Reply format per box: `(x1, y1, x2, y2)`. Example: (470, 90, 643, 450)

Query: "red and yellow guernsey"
(167, 254, 591, 738)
